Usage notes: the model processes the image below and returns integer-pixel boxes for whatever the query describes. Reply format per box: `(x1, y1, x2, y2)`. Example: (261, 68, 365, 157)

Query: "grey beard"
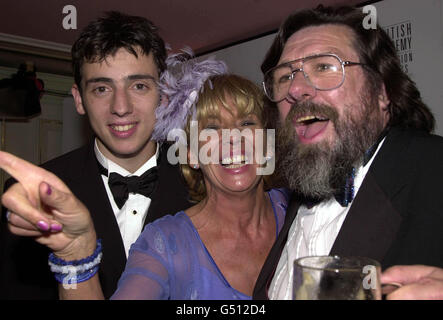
(281, 144, 337, 199)
(276, 99, 385, 201)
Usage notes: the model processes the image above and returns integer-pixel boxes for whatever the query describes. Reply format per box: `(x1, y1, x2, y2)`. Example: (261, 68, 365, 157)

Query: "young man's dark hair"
(71, 11, 167, 91)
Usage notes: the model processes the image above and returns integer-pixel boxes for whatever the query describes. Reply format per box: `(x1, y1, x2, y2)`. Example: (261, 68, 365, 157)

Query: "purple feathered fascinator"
(152, 48, 228, 141)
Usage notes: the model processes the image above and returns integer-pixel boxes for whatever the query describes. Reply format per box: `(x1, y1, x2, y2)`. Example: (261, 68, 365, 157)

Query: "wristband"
(48, 239, 102, 285)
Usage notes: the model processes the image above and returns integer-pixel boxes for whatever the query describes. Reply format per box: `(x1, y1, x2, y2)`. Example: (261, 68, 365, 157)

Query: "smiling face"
(71, 47, 160, 168)
(274, 24, 390, 199)
(198, 104, 265, 196)
(181, 74, 270, 202)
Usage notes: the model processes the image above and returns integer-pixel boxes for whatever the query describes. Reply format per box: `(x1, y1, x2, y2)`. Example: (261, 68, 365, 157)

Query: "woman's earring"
(193, 164, 200, 170)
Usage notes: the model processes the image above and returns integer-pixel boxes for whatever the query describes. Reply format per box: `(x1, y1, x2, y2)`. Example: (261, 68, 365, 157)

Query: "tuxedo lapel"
(144, 143, 191, 225)
(330, 172, 402, 261)
(330, 128, 410, 264)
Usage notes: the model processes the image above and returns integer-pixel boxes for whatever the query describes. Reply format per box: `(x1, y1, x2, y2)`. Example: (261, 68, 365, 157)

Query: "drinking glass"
(293, 255, 382, 300)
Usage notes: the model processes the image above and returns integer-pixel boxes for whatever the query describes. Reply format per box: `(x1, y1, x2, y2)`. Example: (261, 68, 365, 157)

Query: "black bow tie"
(98, 162, 159, 209)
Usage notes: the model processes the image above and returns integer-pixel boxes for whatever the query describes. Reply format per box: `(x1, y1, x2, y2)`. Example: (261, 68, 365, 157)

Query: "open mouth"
(221, 154, 249, 169)
(294, 115, 329, 140)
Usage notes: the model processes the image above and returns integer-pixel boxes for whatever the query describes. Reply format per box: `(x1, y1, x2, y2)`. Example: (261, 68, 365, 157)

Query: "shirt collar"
(351, 136, 385, 197)
(94, 139, 159, 177)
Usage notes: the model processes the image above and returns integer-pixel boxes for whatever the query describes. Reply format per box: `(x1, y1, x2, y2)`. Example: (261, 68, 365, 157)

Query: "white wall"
(0, 66, 72, 164)
(0, 66, 73, 190)
(375, 0, 443, 135)
(62, 97, 93, 154)
(198, 33, 275, 85)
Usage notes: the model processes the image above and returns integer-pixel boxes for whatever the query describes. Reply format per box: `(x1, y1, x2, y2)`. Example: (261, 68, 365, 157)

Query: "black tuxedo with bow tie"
(253, 127, 443, 299)
(0, 140, 192, 299)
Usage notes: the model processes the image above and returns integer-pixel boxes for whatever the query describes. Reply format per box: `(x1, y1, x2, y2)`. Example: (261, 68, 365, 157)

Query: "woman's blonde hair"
(180, 74, 269, 202)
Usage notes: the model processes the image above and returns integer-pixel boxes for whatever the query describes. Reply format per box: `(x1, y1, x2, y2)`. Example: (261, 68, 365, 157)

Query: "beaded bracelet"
(48, 239, 102, 285)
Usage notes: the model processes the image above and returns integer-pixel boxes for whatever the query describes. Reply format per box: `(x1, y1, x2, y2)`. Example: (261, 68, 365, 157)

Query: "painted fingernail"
(50, 223, 63, 232)
(46, 184, 52, 195)
(37, 220, 50, 231)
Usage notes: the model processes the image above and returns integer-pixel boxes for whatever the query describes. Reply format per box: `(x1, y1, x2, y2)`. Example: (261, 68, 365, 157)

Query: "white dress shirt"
(94, 140, 159, 257)
(269, 139, 385, 299)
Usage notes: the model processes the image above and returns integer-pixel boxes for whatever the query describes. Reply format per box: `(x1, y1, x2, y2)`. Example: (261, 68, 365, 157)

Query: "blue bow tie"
(334, 129, 389, 207)
(334, 167, 356, 207)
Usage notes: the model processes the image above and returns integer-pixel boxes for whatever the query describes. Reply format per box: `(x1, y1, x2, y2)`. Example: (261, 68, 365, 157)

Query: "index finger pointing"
(0, 151, 70, 194)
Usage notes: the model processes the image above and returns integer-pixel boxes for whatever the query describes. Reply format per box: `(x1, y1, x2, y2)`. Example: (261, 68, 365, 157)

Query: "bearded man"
(253, 5, 443, 300)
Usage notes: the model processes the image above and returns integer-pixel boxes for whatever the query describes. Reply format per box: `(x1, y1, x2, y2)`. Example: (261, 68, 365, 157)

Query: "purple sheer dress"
(111, 188, 288, 300)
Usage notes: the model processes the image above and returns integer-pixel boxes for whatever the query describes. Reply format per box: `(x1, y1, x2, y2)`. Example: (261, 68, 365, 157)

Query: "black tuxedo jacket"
(253, 127, 443, 299)
(0, 140, 192, 299)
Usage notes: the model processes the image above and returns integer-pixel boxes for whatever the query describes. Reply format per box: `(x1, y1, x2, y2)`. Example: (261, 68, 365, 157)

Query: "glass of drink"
(293, 255, 382, 300)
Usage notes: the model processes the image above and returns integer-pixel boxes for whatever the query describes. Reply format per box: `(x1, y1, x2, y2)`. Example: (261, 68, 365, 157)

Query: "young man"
(254, 6, 443, 299)
(0, 11, 191, 299)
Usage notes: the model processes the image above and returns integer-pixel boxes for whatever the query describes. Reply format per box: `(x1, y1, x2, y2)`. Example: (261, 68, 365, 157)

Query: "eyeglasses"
(262, 53, 365, 102)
